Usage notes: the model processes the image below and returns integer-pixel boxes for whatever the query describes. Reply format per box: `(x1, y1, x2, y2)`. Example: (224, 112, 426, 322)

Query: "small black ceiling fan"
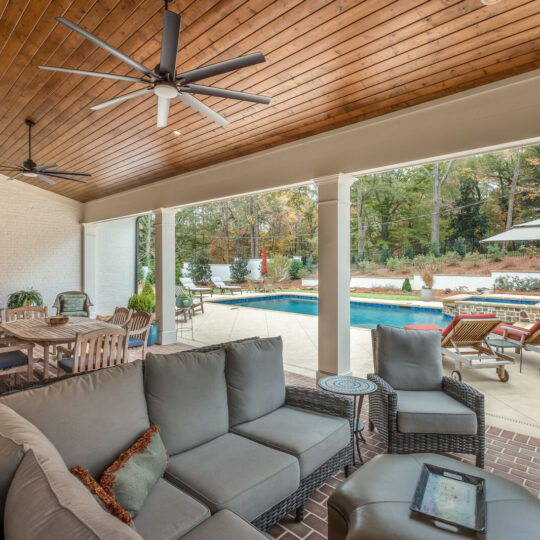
(39, 0, 271, 128)
(0, 120, 90, 185)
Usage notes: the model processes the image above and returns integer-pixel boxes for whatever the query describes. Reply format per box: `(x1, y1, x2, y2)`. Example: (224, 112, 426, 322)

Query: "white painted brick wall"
(0, 178, 83, 309)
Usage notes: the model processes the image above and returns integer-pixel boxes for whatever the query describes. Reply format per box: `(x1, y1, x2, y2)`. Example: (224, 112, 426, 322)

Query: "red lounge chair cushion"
(492, 320, 540, 343)
(403, 324, 444, 331)
(441, 313, 496, 338)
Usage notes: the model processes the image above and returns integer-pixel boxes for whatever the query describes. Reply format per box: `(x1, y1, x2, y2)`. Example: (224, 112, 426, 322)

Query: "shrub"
(421, 270, 434, 289)
(141, 281, 155, 300)
(386, 257, 410, 272)
(402, 277, 412, 293)
(380, 244, 391, 264)
(304, 255, 314, 273)
(288, 259, 304, 279)
(298, 267, 311, 279)
(452, 236, 467, 259)
(428, 242, 441, 258)
(403, 242, 414, 260)
(412, 254, 436, 268)
(356, 260, 378, 274)
(230, 256, 249, 283)
(464, 252, 484, 263)
(494, 275, 540, 292)
(188, 249, 212, 284)
(440, 251, 461, 266)
(7, 289, 44, 308)
(128, 293, 155, 313)
(266, 254, 290, 280)
(486, 244, 505, 261)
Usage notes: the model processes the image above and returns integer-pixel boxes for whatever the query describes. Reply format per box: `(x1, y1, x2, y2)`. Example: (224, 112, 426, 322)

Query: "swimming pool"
(464, 297, 538, 306)
(219, 295, 452, 329)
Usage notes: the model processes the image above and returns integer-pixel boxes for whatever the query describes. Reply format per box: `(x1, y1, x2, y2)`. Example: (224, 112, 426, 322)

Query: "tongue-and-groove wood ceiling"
(0, 0, 539, 202)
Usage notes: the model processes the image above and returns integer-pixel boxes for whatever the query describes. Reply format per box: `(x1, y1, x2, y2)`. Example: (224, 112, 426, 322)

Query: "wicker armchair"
(53, 291, 93, 317)
(368, 328, 485, 468)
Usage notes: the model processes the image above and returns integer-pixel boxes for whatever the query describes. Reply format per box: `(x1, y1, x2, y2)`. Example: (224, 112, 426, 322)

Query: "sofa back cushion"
(145, 349, 229, 455)
(0, 361, 150, 478)
(225, 337, 285, 427)
(5, 450, 142, 540)
(376, 325, 442, 391)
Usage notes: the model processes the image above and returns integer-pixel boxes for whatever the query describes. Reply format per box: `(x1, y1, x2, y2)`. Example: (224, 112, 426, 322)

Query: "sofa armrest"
(285, 386, 354, 423)
(442, 376, 485, 418)
(367, 374, 398, 437)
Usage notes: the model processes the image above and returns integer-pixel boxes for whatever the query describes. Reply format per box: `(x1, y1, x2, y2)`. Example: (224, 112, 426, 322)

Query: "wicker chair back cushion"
(144, 349, 229, 455)
(0, 361, 150, 478)
(376, 325, 442, 391)
(225, 337, 285, 427)
(61, 294, 87, 313)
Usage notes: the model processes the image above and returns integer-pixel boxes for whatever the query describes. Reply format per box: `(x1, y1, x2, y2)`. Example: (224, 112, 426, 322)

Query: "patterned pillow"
(61, 294, 87, 313)
(70, 425, 167, 524)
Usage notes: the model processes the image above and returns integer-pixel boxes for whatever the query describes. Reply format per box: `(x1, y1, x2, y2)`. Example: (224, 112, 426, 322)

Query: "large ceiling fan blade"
(39, 65, 151, 84)
(157, 96, 171, 128)
(176, 52, 266, 85)
(46, 170, 91, 176)
(37, 174, 56, 185)
(45, 172, 87, 184)
(6, 172, 24, 181)
(56, 17, 159, 79)
(160, 10, 181, 77)
(177, 93, 229, 127)
(180, 84, 270, 104)
(0, 156, 21, 167)
(36, 163, 58, 171)
(90, 87, 153, 111)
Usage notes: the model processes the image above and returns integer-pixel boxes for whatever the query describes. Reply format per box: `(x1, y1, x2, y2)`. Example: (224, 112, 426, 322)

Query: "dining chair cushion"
(61, 294, 87, 312)
(58, 354, 121, 373)
(225, 336, 286, 427)
(128, 338, 146, 348)
(60, 310, 89, 317)
(0, 350, 28, 369)
(376, 325, 443, 391)
(5, 450, 141, 540)
(145, 349, 229, 455)
(0, 361, 150, 479)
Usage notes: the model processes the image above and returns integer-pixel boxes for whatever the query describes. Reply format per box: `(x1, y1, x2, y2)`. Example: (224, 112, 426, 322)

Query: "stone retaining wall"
(443, 300, 540, 324)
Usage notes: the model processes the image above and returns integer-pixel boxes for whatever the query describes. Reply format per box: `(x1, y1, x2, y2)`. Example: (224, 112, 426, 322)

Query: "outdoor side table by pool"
(317, 376, 377, 465)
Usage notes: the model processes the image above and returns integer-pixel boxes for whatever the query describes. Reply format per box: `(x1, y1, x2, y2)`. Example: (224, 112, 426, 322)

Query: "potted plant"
(176, 291, 193, 308)
(421, 270, 434, 301)
(128, 281, 158, 346)
(7, 289, 44, 308)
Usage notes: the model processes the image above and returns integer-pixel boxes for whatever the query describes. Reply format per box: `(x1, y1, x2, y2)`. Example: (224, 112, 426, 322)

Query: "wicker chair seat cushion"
(225, 337, 286, 426)
(165, 432, 299, 522)
(144, 349, 229, 455)
(0, 361, 150, 479)
(395, 390, 477, 435)
(376, 325, 442, 391)
(181, 510, 268, 540)
(5, 450, 141, 540)
(0, 350, 28, 369)
(128, 338, 146, 348)
(232, 405, 350, 478)
(60, 294, 87, 312)
(60, 310, 89, 317)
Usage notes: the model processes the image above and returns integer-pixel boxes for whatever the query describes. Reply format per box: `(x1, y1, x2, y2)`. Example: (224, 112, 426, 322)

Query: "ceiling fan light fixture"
(23, 172, 37, 178)
(173, 130, 181, 136)
(154, 82, 178, 98)
(481, 0, 501, 5)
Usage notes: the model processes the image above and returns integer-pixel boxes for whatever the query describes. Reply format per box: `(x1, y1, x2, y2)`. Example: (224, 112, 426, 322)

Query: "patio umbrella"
(261, 247, 267, 275)
(481, 219, 540, 242)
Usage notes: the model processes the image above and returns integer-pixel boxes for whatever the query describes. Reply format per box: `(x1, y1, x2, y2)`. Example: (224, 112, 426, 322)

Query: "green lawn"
(279, 289, 420, 301)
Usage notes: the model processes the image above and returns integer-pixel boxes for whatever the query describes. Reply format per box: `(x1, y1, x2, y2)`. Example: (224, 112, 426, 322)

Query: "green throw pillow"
(61, 294, 87, 313)
(100, 426, 167, 518)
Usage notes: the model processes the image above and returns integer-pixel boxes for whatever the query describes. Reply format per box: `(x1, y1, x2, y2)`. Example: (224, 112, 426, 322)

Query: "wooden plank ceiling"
(0, 0, 539, 202)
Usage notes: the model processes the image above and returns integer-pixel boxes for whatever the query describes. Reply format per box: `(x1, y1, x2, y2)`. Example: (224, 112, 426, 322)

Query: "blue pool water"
(220, 295, 452, 329)
(464, 297, 538, 306)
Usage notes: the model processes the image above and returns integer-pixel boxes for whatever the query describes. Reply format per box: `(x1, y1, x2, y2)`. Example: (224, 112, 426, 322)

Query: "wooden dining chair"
(96, 307, 133, 328)
(0, 337, 34, 384)
(127, 311, 154, 361)
(4, 306, 48, 321)
(56, 327, 129, 376)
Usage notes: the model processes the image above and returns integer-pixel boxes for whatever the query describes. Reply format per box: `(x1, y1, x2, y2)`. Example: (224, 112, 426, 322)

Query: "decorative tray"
(410, 463, 486, 534)
(46, 315, 69, 326)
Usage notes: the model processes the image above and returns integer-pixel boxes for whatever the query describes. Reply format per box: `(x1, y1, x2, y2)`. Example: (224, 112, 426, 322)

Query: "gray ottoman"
(328, 453, 540, 540)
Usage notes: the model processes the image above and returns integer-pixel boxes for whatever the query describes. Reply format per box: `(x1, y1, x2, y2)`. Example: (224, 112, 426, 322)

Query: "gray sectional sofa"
(0, 337, 353, 539)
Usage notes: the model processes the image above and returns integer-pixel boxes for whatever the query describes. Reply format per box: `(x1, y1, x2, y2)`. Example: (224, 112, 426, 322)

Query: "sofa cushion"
(225, 336, 286, 426)
(0, 361, 150, 478)
(395, 390, 477, 435)
(376, 325, 442, 391)
(145, 349, 228, 455)
(166, 433, 299, 522)
(181, 510, 268, 540)
(132, 478, 210, 540)
(0, 403, 65, 526)
(232, 406, 350, 478)
(5, 450, 142, 540)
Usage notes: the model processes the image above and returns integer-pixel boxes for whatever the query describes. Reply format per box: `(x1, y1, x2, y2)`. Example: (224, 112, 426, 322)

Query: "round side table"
(318, 376, 377, 465)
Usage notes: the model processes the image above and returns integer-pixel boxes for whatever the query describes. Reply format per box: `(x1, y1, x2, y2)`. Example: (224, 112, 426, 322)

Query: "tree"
(188, 249, 212, 284)
(289, 259, 304, 279)
(427, 161, 454, 246)
(504, 148, 521, 248)
(230, 255, 249, 283)
(452, 237, 467, 259)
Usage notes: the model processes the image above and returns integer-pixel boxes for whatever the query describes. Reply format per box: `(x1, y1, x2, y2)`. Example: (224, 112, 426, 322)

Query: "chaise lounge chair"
(490, 320, 540, 371)
(211, 276, 242, 295)
(405, 314, 514, 382)
(180, 277, 213, 297)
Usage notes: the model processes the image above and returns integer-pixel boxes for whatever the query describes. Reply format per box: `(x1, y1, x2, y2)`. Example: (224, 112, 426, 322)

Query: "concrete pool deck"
(177, 295, 540, 439)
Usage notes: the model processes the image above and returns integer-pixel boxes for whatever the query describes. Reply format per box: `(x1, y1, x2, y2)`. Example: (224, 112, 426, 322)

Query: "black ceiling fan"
(39, 0, 271, 128)
(0, 120, 90, 185)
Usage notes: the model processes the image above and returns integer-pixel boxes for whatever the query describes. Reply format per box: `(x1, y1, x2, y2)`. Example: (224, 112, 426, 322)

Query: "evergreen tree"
(188, 249, 212, 284)
(230, 255, 249, 283)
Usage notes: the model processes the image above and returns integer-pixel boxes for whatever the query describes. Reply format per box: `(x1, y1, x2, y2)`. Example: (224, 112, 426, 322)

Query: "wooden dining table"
(0, 317, 121, 379)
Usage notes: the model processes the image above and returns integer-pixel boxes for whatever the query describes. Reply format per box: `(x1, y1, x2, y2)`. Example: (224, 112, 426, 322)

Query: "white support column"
(82, 223, 97, 317)
(315, 173, 355, 379)
(154, 208, 176, 345)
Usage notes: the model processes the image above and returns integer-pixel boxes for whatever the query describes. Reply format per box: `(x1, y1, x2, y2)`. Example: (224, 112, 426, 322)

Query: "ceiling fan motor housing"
(23, 158, 37, 171)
